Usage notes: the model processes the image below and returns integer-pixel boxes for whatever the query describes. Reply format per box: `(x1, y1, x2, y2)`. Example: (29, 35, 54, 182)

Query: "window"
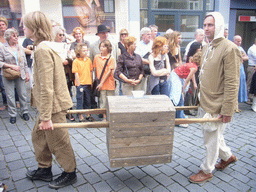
(151, 0, 203, 10)
(62, 0, 115, 34)
(140, 0, 148, 28)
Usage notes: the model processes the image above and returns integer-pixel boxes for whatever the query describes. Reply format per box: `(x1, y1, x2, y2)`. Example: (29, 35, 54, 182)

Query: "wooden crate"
(106, 95, 175, 168)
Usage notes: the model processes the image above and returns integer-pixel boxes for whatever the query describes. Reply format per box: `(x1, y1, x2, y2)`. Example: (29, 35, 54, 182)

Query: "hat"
(96, 25, 110, 35)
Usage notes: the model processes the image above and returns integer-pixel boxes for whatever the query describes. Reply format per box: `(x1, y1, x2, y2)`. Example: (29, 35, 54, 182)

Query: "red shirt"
(174, 63, 198, 79)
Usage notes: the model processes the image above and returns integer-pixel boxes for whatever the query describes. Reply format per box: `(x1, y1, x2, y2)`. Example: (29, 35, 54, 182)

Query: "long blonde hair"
(23, 11, 53, 46)
(168, 31, 181, 56)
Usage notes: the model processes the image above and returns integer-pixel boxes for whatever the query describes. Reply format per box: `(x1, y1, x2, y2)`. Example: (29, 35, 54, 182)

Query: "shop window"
(62, 0, 115, 34)
(0, 0, 23, 35)
(140, 0, 148, 28)
(206, 0, 214, 10)
(151, 0, 203, 10)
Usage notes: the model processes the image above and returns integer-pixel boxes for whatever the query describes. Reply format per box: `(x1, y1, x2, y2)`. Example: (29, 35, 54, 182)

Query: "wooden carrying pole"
(53, 119, 222, 129)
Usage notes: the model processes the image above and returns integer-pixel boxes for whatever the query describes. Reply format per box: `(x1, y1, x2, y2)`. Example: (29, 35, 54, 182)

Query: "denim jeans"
(0, 74, 7, 104)
(76, 85, 91, 110)
(151, 81, 169, 96)
(176, 94, 185, 118)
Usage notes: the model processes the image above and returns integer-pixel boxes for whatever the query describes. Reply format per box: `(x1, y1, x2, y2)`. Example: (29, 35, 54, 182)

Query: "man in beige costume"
(189, 12, 242, 183)
(23, 11, 77, 189)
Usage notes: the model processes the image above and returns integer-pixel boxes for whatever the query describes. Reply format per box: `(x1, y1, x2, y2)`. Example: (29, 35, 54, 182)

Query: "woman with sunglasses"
(118, 29, 129, 55)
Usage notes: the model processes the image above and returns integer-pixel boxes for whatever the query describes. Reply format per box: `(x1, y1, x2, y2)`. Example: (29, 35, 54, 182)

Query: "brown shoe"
(189, 170, 213, 184)
(215, 154, 238, 170)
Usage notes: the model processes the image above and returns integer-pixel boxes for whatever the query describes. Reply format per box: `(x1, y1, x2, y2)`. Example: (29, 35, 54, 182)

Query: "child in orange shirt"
(72, 43, 94, 122)
(93, 40, 115, 121)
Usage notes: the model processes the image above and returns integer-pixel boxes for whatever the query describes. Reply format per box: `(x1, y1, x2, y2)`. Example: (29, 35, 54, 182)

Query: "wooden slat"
(110, 154, 172, 168)
(109, 126, 174, 138)
(109, 135, 173, 148)
(175, 118, 222, 125)
(109, 144, 173, 158)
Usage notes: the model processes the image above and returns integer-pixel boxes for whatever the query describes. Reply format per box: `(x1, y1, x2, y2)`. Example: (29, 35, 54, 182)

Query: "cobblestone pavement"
(0, 101, 256, 192)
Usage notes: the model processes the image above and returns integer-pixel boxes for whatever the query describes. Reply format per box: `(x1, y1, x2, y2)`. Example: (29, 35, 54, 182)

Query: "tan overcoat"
(32, 42, 73, 121)
(199, 37, 242, 116)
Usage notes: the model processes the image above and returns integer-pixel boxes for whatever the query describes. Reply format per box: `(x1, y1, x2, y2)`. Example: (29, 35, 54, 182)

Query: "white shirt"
(248, 44, 256, 66)
(135, 40, 153, 57)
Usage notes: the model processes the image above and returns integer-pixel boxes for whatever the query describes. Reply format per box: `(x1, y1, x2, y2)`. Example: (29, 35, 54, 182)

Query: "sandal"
(66, 114, 75, 121)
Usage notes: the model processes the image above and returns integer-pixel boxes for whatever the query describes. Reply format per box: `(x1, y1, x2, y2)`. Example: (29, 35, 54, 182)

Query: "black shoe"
(10, 117, 16, 124)
(26, 167, 53, 182)
(22, 113, 30, 121)
(86, 115, 94, 122)
(49, 171, 77, 189)
(98, 114, 103, 118)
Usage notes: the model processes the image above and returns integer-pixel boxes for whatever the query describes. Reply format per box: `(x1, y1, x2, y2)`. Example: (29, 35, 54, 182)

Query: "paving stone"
(174, 165, 192, 177)
(152, 185, 169, 192)
(83, 156, 101, 166)
(23, 157, 38, 167)
(5, 152, 21, 162)
(15, 178, 34, 192)
(77, 183, 96, 192)
(106, 176, 126, 191)
(158, 165, 177, 176)
(229, 178, 251, 191)
(14, 140, 28, 147)
(33, 179, 49, 188)
(119, 187, 133, 192)
(140, 176, 159, 189)
(171, 173, 190, 187)
(58, 184, 77, 192)
(20, 151, 34, 159)
(0, 168, 10, 180)
(91, 162, 109, 174)
(167, 183, 188, 192)
(7, 160, 25, 171)
(128, 167, 147, 179)
(100, 172, 115, 180)
(0, 160, 6, 170)
(1, 178, 15, 191)
(202, 182, 224, 192)
(141, 165, 161, 177)
(0, 139, 14, 148)
(17, 145, 31, 153)
(247, 179, 256, 188)
(84, 172, 102, 184)
(2, 146, 17, 155)
(0, 135, 11, 141)
(77, 163, 92, 174)
(217, 181, 239, 192)
(124, 176, 143, 191)
(185, 183, 207, 192)
(229, 170, 250, 183)
(11, 167, 27, 181)
(114, 169, 133, 181)
(214, 171, 233, 182)
(93, 181, 112, 192)
(247, 172, 256, 180)
(154, 173, 174, 186)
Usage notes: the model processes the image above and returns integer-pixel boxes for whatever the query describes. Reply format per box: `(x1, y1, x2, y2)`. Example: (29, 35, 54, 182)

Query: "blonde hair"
(23, 11, 53, 45)
(0, 16, 8, 27)
(119, 28, 129, 41)
(75, 43, 88, 58)
(168, 31, 181, 56)
(123, 36, 136, 49)
(152, 36, 167, 57)
(71, 27, 85, 38)
(191, 51, 202, 66)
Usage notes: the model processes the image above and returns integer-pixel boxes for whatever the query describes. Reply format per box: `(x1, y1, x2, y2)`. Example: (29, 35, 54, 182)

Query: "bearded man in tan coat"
(189, 12, 242, 183)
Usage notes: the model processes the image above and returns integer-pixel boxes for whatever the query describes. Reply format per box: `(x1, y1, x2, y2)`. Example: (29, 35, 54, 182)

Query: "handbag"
(3, 68, 21, 80)
(143, 52, 151, 75)
(92, 55, 111, 97)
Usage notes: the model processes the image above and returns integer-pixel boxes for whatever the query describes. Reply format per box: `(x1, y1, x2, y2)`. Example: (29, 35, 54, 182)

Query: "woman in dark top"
(148, 36, 170, 96)
(118, 29, 128, 54)
(167, 31, 182, 70)
(114, 36, 144, 95)
(186, 42, 202, 63)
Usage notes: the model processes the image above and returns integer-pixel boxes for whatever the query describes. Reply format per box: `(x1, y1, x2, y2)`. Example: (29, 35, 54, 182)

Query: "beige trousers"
(247, 66, 255, 100)
(200, 119, 232, 174)
(99, 90, 115, 109)
(121, 82, 143, 96)
(32, 111, 76, 172)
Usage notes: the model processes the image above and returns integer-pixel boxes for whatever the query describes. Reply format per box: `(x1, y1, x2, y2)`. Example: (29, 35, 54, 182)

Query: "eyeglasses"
(58, 34, 65, 37)
(121, 33, 128, 36)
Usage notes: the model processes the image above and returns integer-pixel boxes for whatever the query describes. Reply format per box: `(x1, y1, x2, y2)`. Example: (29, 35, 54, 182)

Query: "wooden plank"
(108, 144, 173, 159)
(67, 108, 106, 114)
(109, 125, 174, 138)
(110, 154, 172, 168)
(175, 118, 222, 125)
(53, 122, 109, 129)
(109, 135, 173, 148)
(109, 112, 175, 124)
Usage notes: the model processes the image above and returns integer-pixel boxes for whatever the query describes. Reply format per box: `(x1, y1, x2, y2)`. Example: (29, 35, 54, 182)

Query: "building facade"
(0, 0, 255, 52)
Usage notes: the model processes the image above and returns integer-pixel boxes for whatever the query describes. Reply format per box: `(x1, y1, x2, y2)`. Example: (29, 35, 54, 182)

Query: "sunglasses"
(58, 34, 65, 37)
(121, 33, 128, 36)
